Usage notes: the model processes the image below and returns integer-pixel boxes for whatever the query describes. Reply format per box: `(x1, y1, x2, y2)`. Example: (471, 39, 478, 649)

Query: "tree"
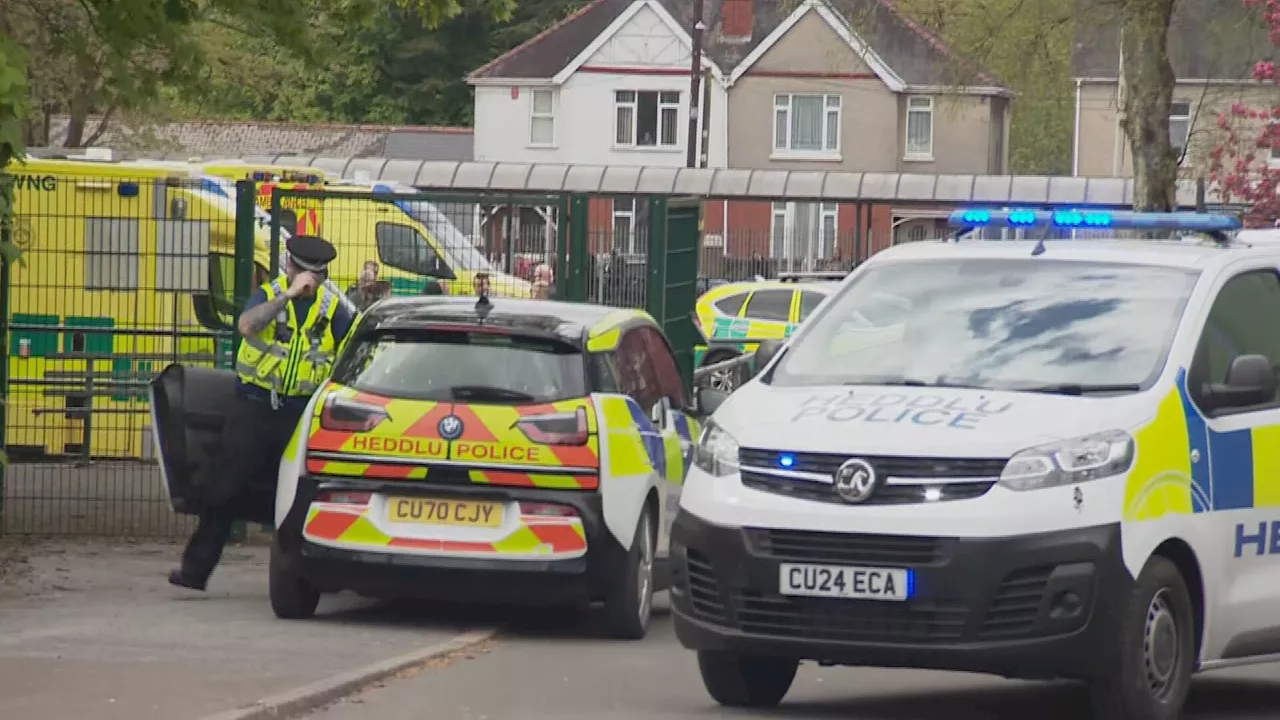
(1115, 0, 1179, 211)
(1209, 0, 1280, 225)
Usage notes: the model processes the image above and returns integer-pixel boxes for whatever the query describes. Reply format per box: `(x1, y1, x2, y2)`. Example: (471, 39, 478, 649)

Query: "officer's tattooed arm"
(238, 294, 290, 337)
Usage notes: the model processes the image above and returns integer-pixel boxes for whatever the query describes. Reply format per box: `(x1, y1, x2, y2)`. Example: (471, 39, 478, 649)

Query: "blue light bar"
(947, 209, 1241, 232)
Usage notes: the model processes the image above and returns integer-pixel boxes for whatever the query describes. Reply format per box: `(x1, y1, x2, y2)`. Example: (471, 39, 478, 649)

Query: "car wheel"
(697, 651, 798, 708)
(269, 540, 321, 620)
(603, 506, 655, 640)
(702, 351, 745, 393)
(1088, 556, 1195, 720)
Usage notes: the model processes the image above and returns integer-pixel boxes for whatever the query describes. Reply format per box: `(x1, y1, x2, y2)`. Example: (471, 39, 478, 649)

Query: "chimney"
(720, 0, 753, 41)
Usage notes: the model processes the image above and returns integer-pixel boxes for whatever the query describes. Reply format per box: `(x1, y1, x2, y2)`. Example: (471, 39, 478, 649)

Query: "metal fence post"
(0, 198, 10, 528)
(566, 194, 590, 302)
(231, 180, 257, 543)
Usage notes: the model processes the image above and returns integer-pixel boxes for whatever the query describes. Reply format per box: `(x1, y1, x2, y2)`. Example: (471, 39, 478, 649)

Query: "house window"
(770, 202, 838, 264)
(1169, 100, 1192, 158)
(615, 91, 680, 148)
(613, 198, 639, 254)
(774, 94, 840, 155)
(905, 96, 934, 160)
(530, 90, 555, 146)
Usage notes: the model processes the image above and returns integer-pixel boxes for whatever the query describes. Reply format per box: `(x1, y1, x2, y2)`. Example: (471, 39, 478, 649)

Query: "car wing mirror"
(693, 386, 729, 417)
(650, 396, 672, 428)
(1203, 354, 1278, 412)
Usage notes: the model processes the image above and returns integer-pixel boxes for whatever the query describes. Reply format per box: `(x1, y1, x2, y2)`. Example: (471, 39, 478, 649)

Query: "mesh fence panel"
(4, 174, 234, 536)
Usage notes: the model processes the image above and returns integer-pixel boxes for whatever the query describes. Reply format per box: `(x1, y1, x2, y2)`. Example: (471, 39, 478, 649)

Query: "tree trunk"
(1118, 0, 1178, 211)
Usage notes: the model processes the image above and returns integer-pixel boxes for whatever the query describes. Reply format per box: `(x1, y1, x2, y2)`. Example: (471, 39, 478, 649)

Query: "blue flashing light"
(116, 181, 139, 198)
(778, 453, 796, 469)
(947, 209, 1241, 232)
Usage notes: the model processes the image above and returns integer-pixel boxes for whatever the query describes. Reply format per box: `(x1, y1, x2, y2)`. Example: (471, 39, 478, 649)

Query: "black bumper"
(670, 510, 1130, 680)
(276, 474, 617, 606)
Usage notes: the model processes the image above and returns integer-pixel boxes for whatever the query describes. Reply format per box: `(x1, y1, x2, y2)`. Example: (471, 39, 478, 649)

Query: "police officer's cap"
(287, 235, 337, 272)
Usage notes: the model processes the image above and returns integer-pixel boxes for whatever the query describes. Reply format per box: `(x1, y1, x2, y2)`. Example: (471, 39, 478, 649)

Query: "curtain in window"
(790, 96, 824, 151)
(907, 110, 931, 154)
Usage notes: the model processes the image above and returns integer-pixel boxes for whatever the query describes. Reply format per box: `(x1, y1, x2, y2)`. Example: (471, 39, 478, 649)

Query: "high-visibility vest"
(235, 279, 340, 398)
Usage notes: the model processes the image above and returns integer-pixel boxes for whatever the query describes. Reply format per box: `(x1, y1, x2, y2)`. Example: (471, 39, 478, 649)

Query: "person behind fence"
(345, 260, 385, 311)
(168, 234, 355, 591)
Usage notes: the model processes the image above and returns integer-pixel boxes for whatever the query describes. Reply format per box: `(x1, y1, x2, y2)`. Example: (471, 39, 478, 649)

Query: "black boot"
(168, 568, 208, 591)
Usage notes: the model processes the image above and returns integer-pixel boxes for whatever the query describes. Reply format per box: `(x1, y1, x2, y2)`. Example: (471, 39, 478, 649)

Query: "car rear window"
(332, 329, 587, 403)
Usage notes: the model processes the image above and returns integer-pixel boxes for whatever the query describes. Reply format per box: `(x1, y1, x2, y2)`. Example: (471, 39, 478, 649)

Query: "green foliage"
(892, 0, 1076, 175)
(0, 33, 28, 268)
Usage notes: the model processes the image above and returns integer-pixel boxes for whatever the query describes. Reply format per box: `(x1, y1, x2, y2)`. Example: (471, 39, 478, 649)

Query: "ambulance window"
(1190, 269, 1280, 410)
(616, 328, 662, 411)
(797, 291, 826, 322)
(713, 293, 747, 316)
(376, 223, 442, 276)
(744, 290, 793, 322)
(640, 327, 687, 407)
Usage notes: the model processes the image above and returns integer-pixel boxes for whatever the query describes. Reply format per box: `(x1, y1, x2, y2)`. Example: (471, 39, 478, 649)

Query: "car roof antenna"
(1030, 221, 1052, 256)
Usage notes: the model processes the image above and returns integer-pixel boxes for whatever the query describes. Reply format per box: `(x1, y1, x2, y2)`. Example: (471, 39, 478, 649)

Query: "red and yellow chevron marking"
(303, 505, 587, 557)
(307, 387, 452, 460)
(304, 459, 429, 480)
(467, 469, 598, 490)
(453, 399, 599, 470)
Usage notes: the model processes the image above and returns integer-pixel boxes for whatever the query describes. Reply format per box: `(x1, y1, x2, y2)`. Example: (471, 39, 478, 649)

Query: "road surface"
(306, 596, 1280, 720)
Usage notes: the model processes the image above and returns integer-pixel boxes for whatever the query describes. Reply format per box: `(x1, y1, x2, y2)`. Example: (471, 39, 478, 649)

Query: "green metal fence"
(0, 173, 702, 537)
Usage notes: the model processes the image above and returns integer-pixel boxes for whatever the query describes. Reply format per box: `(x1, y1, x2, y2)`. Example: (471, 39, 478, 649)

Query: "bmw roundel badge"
(438, 415, 464, 440)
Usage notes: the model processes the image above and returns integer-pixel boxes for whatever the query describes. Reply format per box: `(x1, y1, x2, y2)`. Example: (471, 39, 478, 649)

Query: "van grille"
(733, 591, 968, 643)
(746, 528, 949, 566)
(980, 565, 1054, 638)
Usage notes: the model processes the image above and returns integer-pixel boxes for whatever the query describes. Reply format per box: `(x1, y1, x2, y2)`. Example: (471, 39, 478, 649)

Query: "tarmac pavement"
(0, 539, 490, 720)
(306, 596, 1280, 720)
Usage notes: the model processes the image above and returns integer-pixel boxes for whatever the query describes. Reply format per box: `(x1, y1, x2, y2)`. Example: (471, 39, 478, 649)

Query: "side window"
(376, 222, 441, 275)
(589, 352, 621, 393)
(616, 328, 662, 411)
(744, 289, 794, 322)
(641, 327, 687, 408)
(713, 293, 748, 317)
(1190, 270, 1280, 410)
(797, 290, 826, 322)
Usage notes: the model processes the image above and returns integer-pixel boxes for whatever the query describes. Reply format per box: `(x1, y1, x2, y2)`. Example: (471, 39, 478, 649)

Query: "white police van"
(671, 209, 1280, 720)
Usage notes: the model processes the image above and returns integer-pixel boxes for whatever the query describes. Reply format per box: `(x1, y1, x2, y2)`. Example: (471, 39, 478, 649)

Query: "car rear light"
(515, 407, 589, 446)
(314, 490, 372, 505)
(518, 501, 578, 517)
(320, 394, 389, 432)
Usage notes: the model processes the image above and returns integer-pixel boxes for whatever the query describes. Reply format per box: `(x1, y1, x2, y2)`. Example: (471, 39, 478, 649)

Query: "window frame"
(712, 292, 749, 317)
(375, 221, 444, 277)
(743, 288, 795, 323)
(612, 197, 639, 254)
(1187, 267, 1280, 417)
(1169, 99, 1192, 161)
(529, 89, 556, 147)
(797, 289, 826, 322)
(904, 96, 935, 161)
(769, 201, 838, 260)
(614, 90, 681, 149)
(772, 93, 841, 159)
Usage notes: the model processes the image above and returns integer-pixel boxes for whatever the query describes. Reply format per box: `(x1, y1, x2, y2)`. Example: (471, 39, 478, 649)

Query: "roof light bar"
(947, 209, 1241, 232)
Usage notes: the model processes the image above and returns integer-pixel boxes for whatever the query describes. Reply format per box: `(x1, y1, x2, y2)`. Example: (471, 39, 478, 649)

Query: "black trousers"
(181, 394, 306, 582)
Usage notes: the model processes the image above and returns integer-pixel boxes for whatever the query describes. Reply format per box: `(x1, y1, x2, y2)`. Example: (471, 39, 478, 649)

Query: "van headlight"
(998, 430, 1135, 491)
(693, 421, 740, 477)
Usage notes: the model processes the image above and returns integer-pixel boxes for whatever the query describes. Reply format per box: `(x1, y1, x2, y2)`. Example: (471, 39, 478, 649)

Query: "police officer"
(169, 235, 356, 591)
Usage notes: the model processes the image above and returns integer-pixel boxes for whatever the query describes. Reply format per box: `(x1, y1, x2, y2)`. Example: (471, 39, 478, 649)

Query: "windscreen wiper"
(1020, 383, 1143, 396)
(449, 385, 536, 402)
(843, 377, 989, 391)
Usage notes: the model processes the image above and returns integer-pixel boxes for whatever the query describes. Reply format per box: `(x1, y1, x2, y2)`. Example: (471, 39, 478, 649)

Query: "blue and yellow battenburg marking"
(1125, 368, 1280, 522)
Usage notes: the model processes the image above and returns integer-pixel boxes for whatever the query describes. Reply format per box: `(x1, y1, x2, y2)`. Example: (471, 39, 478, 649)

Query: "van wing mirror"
(1202, 354, 1278, 412)
(693, 386, 729, 417)
(753, 339, 785, 376)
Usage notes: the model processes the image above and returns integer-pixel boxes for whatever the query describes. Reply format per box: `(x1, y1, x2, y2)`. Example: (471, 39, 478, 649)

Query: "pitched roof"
(1072, 0, 1280, 80)
(468, 0, 1005, 91)
(37, 116, 473, 161)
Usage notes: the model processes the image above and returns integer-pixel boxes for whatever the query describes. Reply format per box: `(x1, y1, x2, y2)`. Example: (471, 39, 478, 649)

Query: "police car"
(151, 296, 708, 639)
(672, 209, 1280, 720)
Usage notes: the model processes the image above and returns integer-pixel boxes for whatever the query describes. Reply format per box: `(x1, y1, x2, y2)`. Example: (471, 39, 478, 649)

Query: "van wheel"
(269, 541, 320, 620)
(697, 651, 798, 708)
(1088, 556, 1195, 720)
(603, 507, 654, 640)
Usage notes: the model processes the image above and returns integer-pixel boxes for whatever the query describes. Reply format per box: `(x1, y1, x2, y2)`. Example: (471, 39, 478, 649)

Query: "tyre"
(1088, 556, 1196, 720)
(603, 506, 655, 640)
(697, 651, 798, 708)
(702, 351, 746, 393)
(269, 540, 321, 620)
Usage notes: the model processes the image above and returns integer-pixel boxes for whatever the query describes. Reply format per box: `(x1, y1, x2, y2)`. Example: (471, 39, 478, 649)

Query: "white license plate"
(779, 563, 912, 601)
